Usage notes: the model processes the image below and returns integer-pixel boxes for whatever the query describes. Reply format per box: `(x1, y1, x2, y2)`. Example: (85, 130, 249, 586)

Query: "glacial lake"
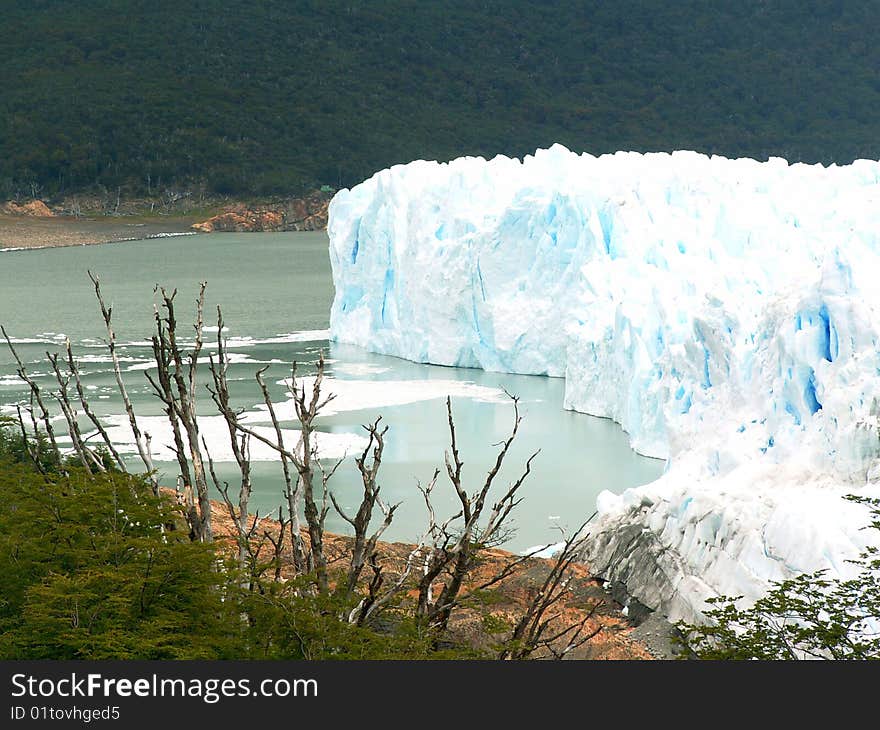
(0, 232, 664, 551)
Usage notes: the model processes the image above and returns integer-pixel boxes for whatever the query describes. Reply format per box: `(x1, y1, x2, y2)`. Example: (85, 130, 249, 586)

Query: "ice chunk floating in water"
(328, 144, 880, 621)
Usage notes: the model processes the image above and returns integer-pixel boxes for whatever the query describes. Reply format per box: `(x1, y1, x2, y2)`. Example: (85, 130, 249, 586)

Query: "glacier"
(328, 144, 880, 622)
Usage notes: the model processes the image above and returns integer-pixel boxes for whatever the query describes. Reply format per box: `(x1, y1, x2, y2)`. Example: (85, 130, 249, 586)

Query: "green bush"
(0, 426, 479, 660)
(0, 461, 238, 659)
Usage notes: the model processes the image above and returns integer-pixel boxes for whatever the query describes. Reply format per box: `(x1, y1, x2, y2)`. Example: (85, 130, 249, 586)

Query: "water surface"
(0, 233, 663, 550)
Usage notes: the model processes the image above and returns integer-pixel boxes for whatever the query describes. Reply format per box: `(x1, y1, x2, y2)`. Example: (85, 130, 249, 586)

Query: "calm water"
(0, 233, 663, 550)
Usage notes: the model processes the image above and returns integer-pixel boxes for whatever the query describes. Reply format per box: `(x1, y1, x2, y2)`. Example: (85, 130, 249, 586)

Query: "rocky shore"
(0, 190, 331, 250)
(0, 213, 202, 250)
(190, 191, 329, 233)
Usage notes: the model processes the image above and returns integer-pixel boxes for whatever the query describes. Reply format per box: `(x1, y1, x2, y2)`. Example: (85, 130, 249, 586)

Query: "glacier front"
(328, 144, 880, 622)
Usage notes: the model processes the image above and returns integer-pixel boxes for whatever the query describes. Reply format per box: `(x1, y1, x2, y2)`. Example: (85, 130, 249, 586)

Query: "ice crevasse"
(328, 144, 880, 622)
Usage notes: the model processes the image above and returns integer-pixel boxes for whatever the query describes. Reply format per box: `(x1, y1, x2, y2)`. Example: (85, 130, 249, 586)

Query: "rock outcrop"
(191, 209, 284, 233)
(191, 191, 330, 233)
(281, 191, 330, 231)
(2, 199, 55, 217)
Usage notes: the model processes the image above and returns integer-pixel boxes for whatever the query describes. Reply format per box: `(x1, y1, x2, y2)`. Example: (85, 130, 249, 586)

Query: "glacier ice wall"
(328, 145, 880, 621)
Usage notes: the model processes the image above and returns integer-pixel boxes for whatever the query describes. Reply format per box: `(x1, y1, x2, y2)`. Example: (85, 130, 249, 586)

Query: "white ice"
(328, 144, 880, 621)
(256, 376, 506, 419)
(92, 414, 369, 463)
(90, 375, 505, 466)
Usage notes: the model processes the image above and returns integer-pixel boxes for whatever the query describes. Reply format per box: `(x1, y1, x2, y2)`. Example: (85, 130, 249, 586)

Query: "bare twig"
(145, 283, 212, 541)
(331, 417, 399, 596)
(253, 365, 307, 574)
(499, 520, 598, 660)
(415, 394, 537, 634)
(15, 405, 42, 473)
(2, 325, 62, 467)
(46, 351, 95, 473)
(88, 271, 157, 492)
(64, 338, 126, 471)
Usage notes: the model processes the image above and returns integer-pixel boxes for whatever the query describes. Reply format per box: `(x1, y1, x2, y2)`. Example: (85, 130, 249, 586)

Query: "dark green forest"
(2, 0, 879, 198)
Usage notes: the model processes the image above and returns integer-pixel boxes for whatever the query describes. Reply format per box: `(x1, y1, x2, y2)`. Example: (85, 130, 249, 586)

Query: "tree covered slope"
(2, 0, 878, 197)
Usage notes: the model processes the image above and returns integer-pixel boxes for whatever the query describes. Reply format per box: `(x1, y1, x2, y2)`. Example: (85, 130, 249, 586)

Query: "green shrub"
(0, 426, 480, 660)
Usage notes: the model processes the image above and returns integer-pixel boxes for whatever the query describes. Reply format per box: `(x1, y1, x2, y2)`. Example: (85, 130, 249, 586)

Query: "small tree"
(411, 394, 540, 634)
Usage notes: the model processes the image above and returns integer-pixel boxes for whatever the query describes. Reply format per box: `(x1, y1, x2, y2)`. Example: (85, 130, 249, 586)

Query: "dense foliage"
(2, 1, 879, 198)
(0, 424, 471, 660)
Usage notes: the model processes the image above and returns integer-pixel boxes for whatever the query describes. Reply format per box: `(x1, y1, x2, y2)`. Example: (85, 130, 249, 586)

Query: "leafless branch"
(64, 338, 126, 471)
(252, 365, 307, 574)
(88, 271, 158, 492)
(499, 520, 598, 660)
(146, 283, 211, 541)
(15, 405, 43, 473)
(46, 351, 96, 473)
(415, 394, 536, 634)
(2, 325, 62, 468)
(331, 417, 399, 596)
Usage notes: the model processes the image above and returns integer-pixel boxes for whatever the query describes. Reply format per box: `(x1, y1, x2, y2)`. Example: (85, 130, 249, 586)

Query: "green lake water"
(0, 232, 663, 550)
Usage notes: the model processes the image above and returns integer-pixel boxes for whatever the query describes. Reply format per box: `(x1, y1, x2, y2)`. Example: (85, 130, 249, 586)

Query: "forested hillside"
(2, 0, 878, 197)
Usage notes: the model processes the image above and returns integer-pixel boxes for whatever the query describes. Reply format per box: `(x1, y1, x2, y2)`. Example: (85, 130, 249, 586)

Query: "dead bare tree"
(14, 404, 43, 473)
(89, 271, 158, 492)
(63, 338, 126, 472)
(499, 520, 603, 660)
(287, 358, 334, 593)
(230, 355, 338, 594)
(203, 436, 261, 577)
(253, 366, 307, 574)
(205, 307, 258, 572)
(143, 284, 212, 542)
(330, 417, 399, 596)
(350, 528, 428, 627)
(2, 325, 63, 468)
(4, 322, 133, 476)
(312, 455, 343, 585)
(146, 312, 196, 530)
(347, 395, 606, 657)
(46, 351, 97, 474)
(346, 395, 545, 633)
(411, 394, 539, 634)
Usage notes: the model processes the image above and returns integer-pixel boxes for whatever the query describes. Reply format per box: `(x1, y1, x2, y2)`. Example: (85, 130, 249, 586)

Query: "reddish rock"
(190, 191, 331, 233)
(191, 209, 285, 233)
(2, 199, 55, 217)
(282, 191, 329, 231)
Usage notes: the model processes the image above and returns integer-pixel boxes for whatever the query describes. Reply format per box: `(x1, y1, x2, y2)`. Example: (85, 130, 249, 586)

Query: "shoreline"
(1, 191, 330, 250)
(0, 213, 205, 251)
